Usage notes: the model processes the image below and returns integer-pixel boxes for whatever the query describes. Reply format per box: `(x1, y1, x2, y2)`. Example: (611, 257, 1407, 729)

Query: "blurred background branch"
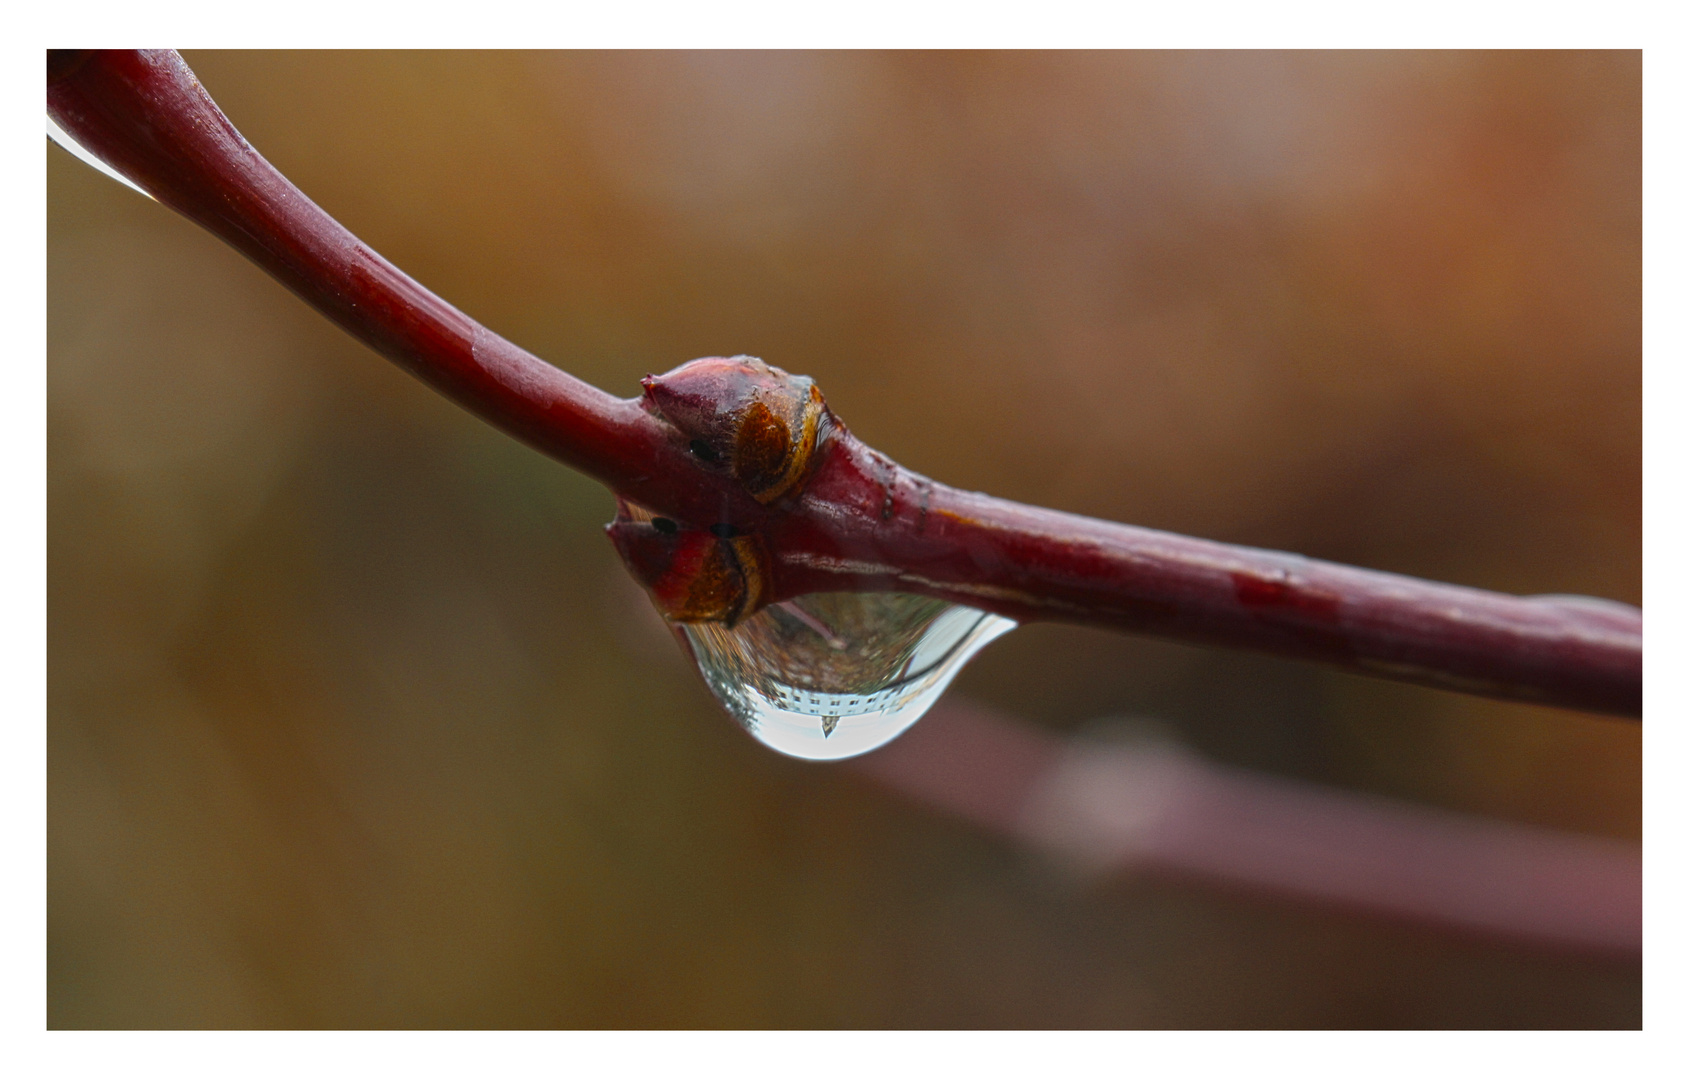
(853, 699, 1640, 958)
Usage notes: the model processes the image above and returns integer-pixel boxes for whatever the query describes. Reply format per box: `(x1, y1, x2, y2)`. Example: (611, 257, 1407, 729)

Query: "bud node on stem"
(606, 500, 771, 627)
(641, 356, 827, 505)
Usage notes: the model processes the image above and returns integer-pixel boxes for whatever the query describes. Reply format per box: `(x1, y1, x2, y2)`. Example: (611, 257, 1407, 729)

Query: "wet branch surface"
(48, 50, 1642, 717)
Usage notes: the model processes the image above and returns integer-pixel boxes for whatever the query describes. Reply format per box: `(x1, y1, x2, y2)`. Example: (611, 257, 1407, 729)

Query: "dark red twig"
(47, 50, 1642, 717)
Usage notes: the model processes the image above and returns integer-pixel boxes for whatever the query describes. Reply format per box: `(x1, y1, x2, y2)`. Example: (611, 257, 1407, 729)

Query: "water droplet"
(678, 592, 1016, 761)
(47, 114, 155, 200)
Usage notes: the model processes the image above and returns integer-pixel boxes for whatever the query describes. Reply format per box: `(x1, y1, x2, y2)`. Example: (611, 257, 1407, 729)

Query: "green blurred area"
(48, 50, 1640, 1028)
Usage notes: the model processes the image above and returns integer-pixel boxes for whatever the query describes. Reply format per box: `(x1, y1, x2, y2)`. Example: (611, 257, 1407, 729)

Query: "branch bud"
(605, 502, 770, 627)
(640, 355, 827, 504)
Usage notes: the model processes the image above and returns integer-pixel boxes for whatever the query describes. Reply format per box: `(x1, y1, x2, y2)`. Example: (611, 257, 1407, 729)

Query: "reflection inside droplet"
(677, 592, 1016, 761)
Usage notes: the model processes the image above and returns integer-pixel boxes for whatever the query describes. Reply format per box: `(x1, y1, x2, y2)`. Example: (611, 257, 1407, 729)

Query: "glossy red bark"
(48, 50, 1641, 717)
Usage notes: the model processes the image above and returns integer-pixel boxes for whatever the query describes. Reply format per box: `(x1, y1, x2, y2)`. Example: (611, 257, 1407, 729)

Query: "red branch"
(47, 50, 1642, 718)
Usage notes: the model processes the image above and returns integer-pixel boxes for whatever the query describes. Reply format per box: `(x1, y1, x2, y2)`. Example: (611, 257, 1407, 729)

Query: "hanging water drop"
(676, 591, 1016, 761)
(47, 114, 156, 200)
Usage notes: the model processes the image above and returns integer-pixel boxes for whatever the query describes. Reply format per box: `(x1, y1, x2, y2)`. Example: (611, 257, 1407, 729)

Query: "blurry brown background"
(48, 51, 1640, 1028)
